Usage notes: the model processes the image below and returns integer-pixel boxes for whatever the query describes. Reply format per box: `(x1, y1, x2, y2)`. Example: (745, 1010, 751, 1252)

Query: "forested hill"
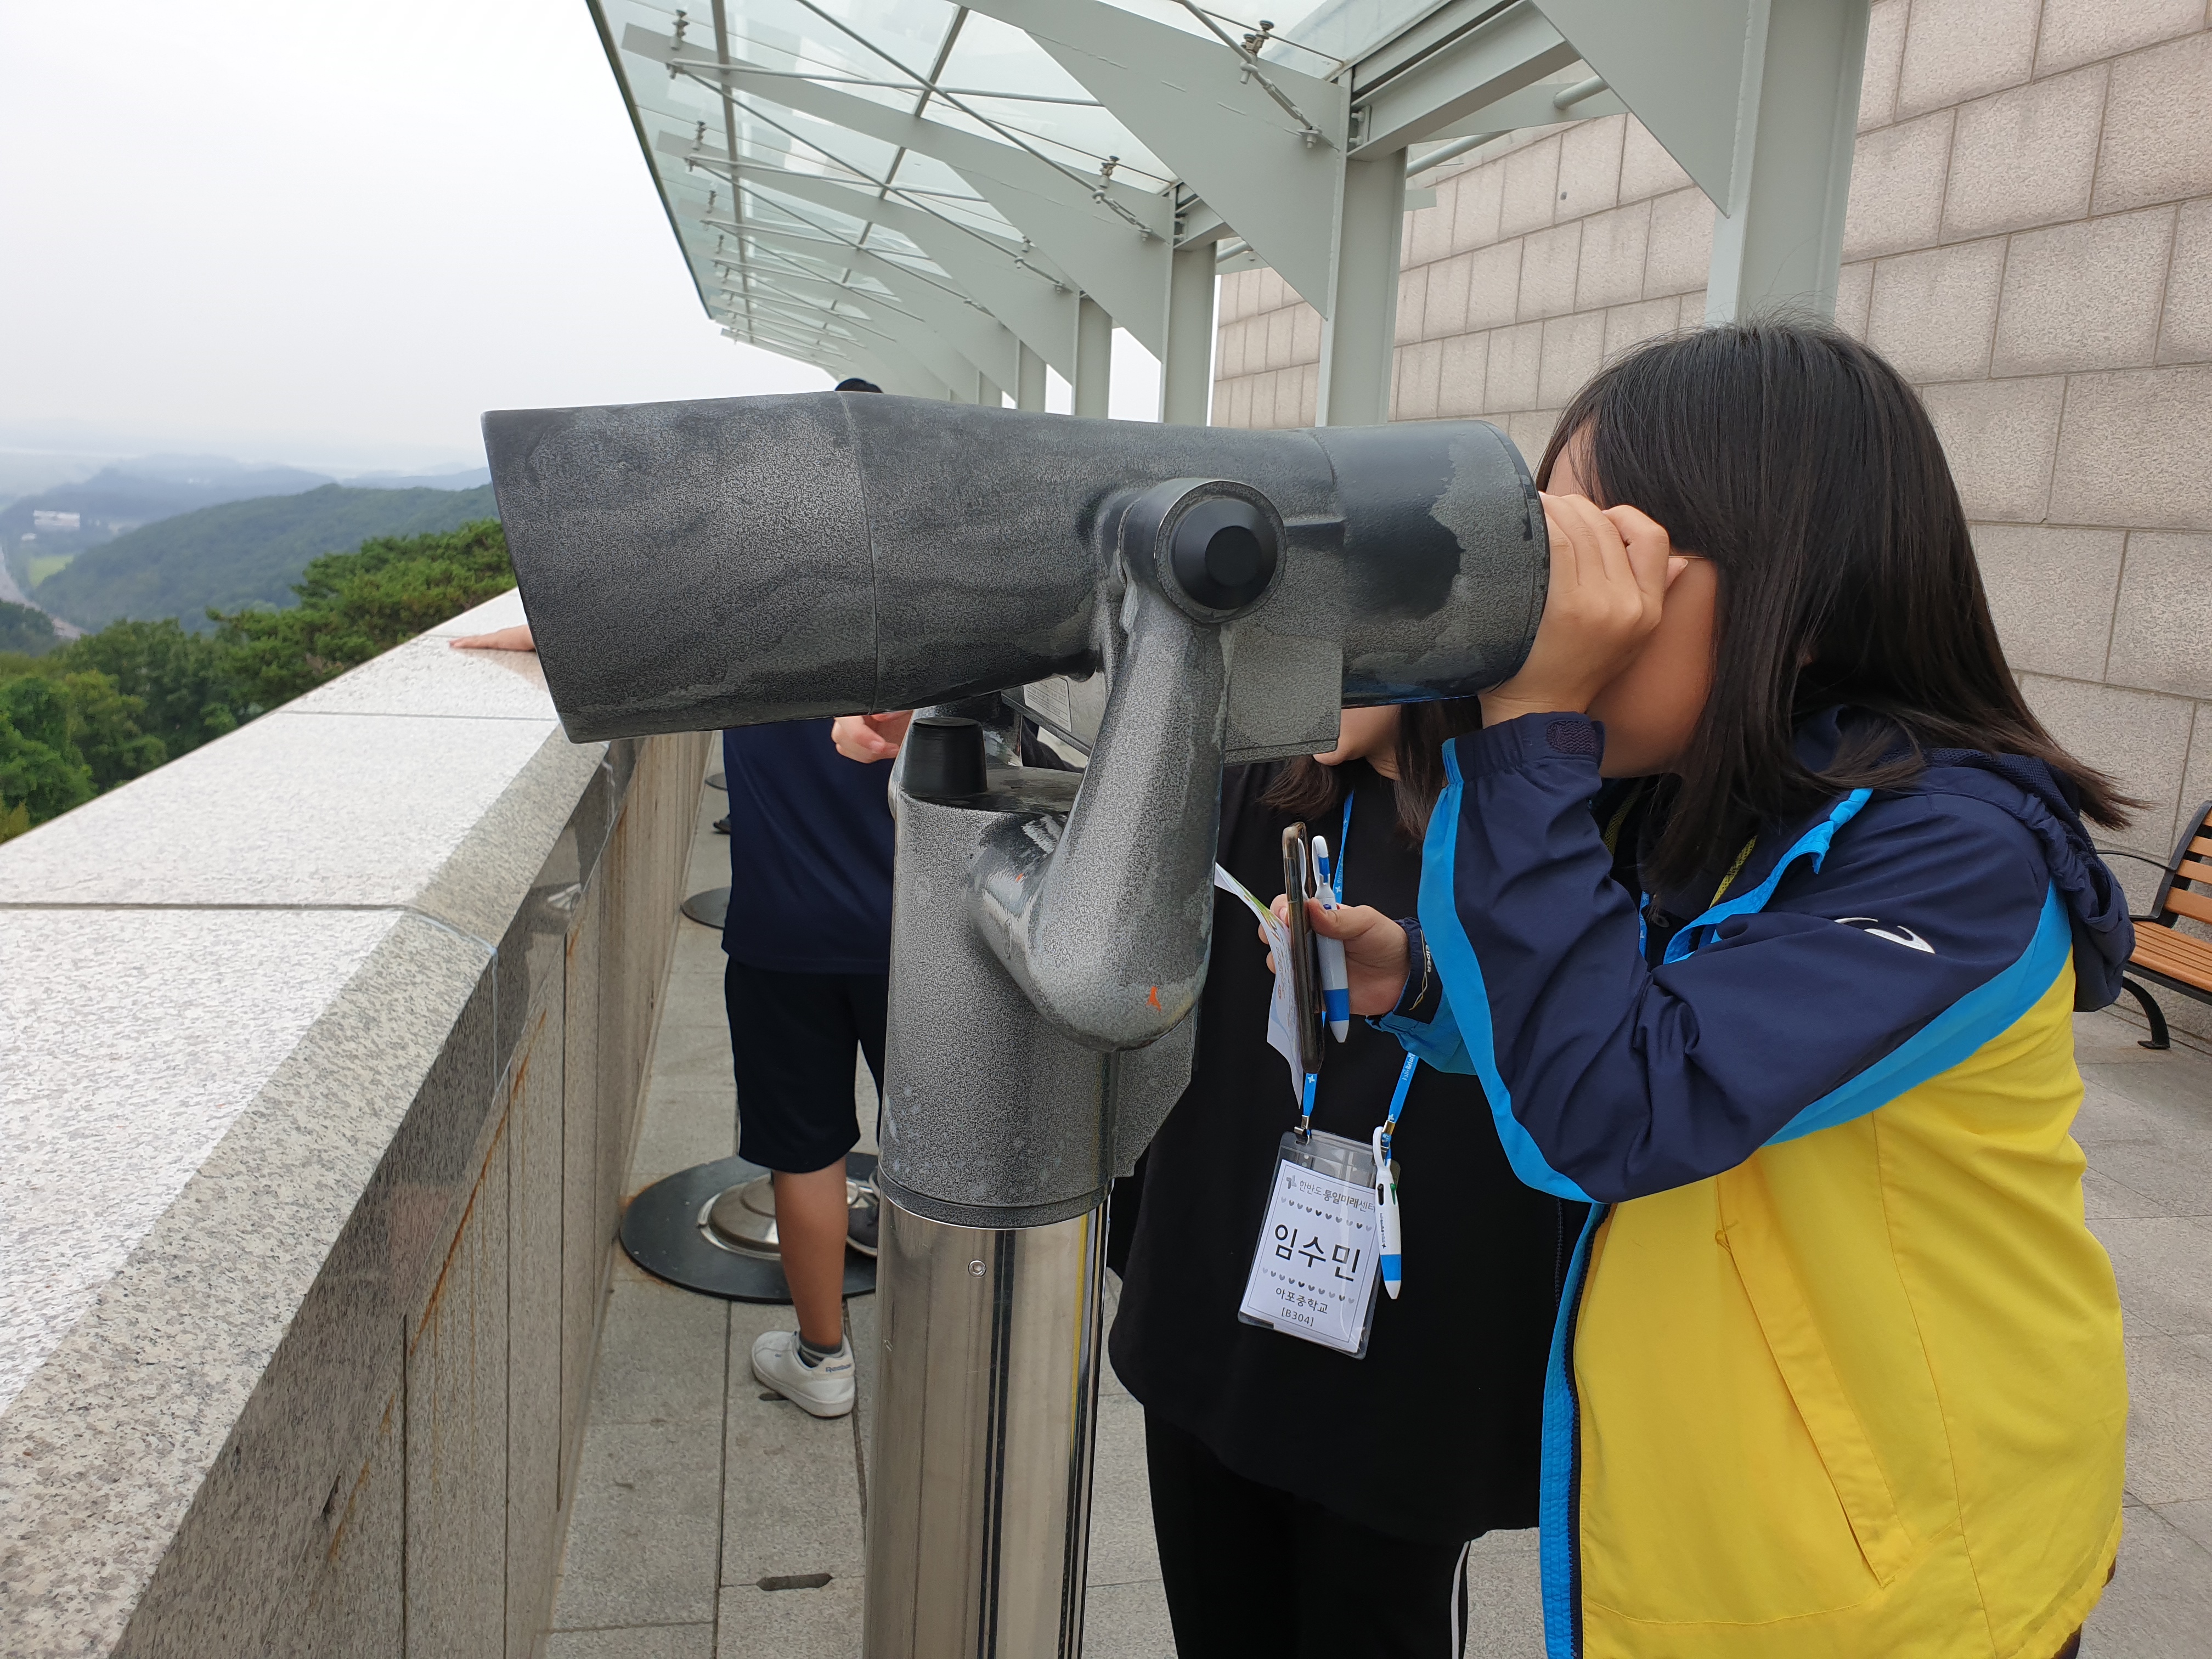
(36, 482, 500, 631)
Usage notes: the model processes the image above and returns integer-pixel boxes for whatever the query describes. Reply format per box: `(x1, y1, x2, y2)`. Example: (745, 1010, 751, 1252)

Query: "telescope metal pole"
(865, 1201, 1109, 1658)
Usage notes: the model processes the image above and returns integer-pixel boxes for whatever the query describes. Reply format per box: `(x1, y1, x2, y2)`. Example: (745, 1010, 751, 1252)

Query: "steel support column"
(1316, 148, 1407, 427)
(979, 373, 1004, 409)
(1160, 241, 1217, 426)
(1074, 298, 1112, 419)
(1705, 0, 1871, 322)
(1017, 343, 1047, 411)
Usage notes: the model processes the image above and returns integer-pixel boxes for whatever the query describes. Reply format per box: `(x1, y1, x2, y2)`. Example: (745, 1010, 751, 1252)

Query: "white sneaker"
(752, 1330, 856, 1418)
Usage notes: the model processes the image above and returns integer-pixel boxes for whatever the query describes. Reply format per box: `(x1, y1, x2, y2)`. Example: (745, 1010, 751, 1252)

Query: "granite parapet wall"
(0, 589, 710, 1656)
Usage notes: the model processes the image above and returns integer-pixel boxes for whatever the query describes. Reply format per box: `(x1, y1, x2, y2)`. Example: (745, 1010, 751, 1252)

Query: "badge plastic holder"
(1236, 1126, 1384, 1359)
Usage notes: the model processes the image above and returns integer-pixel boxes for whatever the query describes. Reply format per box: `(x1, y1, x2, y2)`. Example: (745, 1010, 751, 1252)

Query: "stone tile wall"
(0, 590, 711, 1657)
(1215, 1, 2212, 950)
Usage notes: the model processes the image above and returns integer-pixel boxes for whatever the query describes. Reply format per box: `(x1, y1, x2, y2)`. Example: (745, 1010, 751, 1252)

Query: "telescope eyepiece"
(1169, 498, 1278, 615)
(903, 717, 990, 800)
(1120, 478, 1285, 624)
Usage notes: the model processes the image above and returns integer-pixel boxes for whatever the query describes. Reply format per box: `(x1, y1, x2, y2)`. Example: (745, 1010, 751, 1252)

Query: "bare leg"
(775, 1160, 850, 1348)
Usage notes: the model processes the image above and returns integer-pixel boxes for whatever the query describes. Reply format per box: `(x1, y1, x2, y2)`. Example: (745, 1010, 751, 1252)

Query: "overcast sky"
(0, 1, 1160, 475)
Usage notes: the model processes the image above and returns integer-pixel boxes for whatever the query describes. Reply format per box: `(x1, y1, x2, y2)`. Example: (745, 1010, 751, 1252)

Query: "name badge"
(1237, 1128, 1383, 1358)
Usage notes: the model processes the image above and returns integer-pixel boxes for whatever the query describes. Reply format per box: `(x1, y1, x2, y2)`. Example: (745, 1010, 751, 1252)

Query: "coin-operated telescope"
(483, 391, 1545, 1659)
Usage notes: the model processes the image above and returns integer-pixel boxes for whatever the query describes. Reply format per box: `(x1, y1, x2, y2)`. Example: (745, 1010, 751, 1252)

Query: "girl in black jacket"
(1109, 701, 1584, 1657)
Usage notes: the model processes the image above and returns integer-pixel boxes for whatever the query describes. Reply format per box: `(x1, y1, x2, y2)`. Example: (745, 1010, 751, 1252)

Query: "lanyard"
(1302, 786, 1420, 1152)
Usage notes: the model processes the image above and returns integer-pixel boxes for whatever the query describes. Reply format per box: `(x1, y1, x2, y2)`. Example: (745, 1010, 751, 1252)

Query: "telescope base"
(864, 1197, 1107, 1658)
(680, 886, 730, 929)
(621, 1154, 878, 1304)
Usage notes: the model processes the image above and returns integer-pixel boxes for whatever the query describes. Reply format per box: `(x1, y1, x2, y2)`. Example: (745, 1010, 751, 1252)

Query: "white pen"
(1312, 835, 1351, 1041)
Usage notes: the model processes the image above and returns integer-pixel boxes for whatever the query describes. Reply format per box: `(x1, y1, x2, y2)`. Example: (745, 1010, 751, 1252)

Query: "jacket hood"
(1797, 708, 2135, 1011)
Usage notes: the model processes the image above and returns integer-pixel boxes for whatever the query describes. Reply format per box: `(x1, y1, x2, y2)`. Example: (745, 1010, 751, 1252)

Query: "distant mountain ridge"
(35, 482, 500, 631)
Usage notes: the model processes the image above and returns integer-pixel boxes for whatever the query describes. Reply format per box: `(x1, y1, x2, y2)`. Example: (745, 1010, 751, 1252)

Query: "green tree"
(0, 599, 59, 656)
(0, 676, 94, 824)
(216, 518, 514, 708)
(63, 618, 244, 759)
(55, 670, 166, 791)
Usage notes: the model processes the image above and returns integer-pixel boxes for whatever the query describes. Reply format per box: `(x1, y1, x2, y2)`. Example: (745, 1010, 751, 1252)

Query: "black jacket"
(1108, 758, 1584, 1544)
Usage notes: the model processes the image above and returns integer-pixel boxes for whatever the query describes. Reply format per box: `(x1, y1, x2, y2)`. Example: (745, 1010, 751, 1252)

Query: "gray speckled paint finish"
(0, 577, 710, 1658)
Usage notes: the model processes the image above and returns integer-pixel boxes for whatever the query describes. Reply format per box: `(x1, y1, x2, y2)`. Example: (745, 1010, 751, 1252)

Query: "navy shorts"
(725, 957, 887, 1174)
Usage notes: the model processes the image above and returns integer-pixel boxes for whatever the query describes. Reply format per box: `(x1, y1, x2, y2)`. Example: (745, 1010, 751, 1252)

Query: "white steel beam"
(959, 0, 1347, 318)
(1074, 298, 1113, 419)
(1316, 147, 1407, 427)
(1351, 0, 1579, 156)
(1702, 0, 1871, 321)
(1160, 239, 1216, 425)
(1017, 343, 1047, 411)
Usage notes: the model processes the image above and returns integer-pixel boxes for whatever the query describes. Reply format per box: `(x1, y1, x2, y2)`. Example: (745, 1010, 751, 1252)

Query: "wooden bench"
(2104, 798, 2212, 1051)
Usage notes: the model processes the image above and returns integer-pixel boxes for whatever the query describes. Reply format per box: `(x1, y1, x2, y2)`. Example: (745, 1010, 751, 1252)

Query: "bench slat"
(2191, 835, 2212, 859)
(2177, 857, 2212, 885)
(2132, 923, 2212, 992)
(2164, 888, 2212, 927)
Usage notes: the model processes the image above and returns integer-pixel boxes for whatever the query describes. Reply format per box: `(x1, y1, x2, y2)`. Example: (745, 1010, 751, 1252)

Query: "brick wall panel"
(1643, 188, 1717, 297)
(1859, 0, 1909, 130)
(1465, 240, 1522, 330)
(1620, 117, 1691, 202)
(2050, 366, 2212, 529)
(1291, 303, 1322, 365)
(1576, 201, 1652, 311)
(2039, 0, 2205, 76)
(1424, 252, 1472, 340)
(1895, 0, 2040, 120)
(1602, 296, 1680, 364)
(2108, 533, 2212, 698)
(1993, 207, 2177, 375)
(1501, 137, 1563, 238)
(1972, 524, 2126, 680)
(1942, 69, 2108, 241)
(1486, 320, 1544, 412)
(1397, 266, 1429, 345)
(2094, 31, 2212, 214)
(1920, 376, 2067, 521)
(1517, 222, 1583, 319)
(1538, 313, 1607, 409)
(1844, 111, 1954, 258)
(1866, 238, 2006, 382)
(2158, 200, 2212, 364)
(1438, 334, 1488, 417)
(1834, 259, 1875, 339)
(1450, 163, 1505, 252)
(1558, 115, 1626, 220)
(2021, 673, 2196, 848)
(1397, 341, 1442, 422)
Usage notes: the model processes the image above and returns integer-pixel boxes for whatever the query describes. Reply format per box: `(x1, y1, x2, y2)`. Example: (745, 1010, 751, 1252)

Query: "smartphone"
(1280, 823, 1327, 1078)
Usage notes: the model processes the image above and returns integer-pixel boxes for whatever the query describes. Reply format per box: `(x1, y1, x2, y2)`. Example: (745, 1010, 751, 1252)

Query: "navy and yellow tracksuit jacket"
(1385, 708, 2131, 1659)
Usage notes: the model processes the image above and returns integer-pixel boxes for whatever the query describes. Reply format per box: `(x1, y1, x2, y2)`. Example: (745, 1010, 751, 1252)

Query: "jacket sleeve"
(1388, 713, 2074, 1204)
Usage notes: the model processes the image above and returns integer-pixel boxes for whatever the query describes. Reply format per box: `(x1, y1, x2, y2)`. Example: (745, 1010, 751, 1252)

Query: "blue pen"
(1373, 1052, 1417, 1298)
(1312, 834, 1351, 1041)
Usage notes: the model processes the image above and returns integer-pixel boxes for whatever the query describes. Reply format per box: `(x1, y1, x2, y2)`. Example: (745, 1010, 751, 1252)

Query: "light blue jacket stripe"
(1765, 882, 2073, 1143)
(1540, 1204, 1606, 1659)
(1660, 789, 1874, 964)
(1387, 743, 1594, 1204)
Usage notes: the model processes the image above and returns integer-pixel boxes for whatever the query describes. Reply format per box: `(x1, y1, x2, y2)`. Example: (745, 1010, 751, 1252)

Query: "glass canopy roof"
(596, 0, 1459, 381)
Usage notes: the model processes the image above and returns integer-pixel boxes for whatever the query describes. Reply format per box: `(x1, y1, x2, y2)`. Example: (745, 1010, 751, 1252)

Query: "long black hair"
(1261, 698, 1485, 844)
(1538, 321, 2132, 892)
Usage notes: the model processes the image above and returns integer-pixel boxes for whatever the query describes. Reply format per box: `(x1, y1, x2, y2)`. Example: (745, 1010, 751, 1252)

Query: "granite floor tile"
(2078, 1052, 2212, 1126)
(2091, 1218, 2212, 1336)
(586, 1278, 730, 1426)
(720, 1304, 867, 1587)
(1462, 1543, 1546, 1657)
(551, 1416, 726, 1630)
(1087, 1391, 1160, 1589)
(716, 1577, 865, 1659)
(2120, 1335, 2212, 1507)
(627, 1082, 740, 1192)
(544, 1623, 715, 1659)
(2082, 1505, 2212, 1657)
(1081, 1578, 1177, 1658)
(2154, 1497, 2212, 1553)
(2083, 1167, 2175, 1221)
(2087, 1142, 2212, 1221)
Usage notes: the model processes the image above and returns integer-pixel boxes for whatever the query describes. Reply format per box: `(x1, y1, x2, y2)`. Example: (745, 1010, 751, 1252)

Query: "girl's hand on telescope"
(1479, 492, 1686, 728)
(832, 711, 913, 762)
(1266, 897, 1412, 1019)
